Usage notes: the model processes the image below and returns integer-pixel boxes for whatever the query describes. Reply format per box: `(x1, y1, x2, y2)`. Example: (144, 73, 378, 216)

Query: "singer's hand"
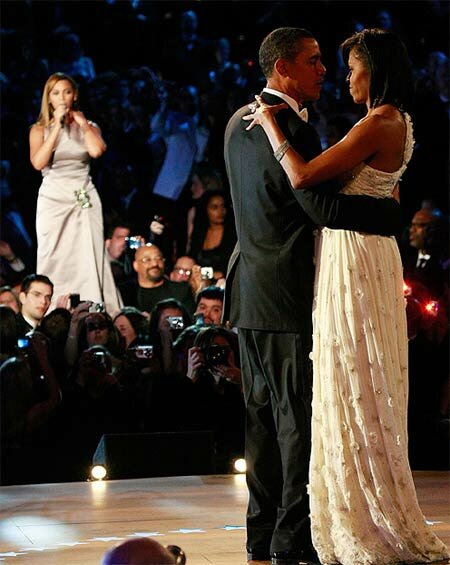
(54, 104, 67, 127)
(72, 110, 89, 130)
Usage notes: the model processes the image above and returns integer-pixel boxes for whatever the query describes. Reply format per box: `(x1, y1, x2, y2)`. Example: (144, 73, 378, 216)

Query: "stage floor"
(0, 471, 449, 564)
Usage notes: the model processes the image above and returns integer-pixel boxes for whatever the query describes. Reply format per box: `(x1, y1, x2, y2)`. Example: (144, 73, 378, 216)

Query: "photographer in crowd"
(1, 306, 61, 484)
(64, 302, 124, 373)
(183, 325, 244, 471)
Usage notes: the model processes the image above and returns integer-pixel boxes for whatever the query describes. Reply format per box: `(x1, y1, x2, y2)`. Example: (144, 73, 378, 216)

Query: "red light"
(424, 300, 439, 315)
(247, 60, 254, 67)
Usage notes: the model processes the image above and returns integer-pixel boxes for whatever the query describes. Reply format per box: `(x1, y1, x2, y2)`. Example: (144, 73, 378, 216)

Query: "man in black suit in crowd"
(16, 273, 54, 337)
(402, 207, 448, 300)
(223, 27, 403, 565)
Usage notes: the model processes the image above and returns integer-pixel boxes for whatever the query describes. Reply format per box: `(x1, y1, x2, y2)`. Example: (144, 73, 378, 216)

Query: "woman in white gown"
(30, 73, 122, 315)
(244, 29, 449, 565)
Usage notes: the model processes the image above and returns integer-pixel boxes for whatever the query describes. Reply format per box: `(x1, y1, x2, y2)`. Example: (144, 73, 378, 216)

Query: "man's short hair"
(20, 273, 54, 294)
(196, 285, 224, 306)
(259, 27, 315, 79)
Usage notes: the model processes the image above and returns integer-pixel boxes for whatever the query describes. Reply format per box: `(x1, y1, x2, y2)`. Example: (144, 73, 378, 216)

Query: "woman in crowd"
(29, 72, 122, 315)
(188, 188, 236, 281)
(113, 306, 149, 349)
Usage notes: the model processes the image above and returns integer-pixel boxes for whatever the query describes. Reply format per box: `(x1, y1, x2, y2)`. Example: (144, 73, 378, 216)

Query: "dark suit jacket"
(223, 92, 403, 332)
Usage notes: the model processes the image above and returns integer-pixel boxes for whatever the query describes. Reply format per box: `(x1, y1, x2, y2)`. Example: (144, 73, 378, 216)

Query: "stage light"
(90, 464, 107, 481)
(233, 458, 246, 473)
(424, 300, 439, 316)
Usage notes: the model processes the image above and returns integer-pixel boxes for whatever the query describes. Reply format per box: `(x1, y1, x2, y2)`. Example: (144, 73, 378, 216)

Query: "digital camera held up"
(203, 344, 230, 367)
(89, 302, 105, 313)
(125, 236, 144, 250)
(132, 345, 154, 359)
(200, 266, 214, 280)
(167, 316, 184, 330)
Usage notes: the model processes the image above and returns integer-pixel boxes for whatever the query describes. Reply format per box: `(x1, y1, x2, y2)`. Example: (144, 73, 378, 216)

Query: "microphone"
(60, 105, 67, 127)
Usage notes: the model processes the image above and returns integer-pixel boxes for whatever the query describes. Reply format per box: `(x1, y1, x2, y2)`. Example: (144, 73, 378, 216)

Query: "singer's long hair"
(35, 72, 79, 127)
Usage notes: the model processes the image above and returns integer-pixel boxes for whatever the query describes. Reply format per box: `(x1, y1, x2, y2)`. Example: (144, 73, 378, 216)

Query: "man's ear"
(274, 57, 288, 77)
(19, 291, 26, 306)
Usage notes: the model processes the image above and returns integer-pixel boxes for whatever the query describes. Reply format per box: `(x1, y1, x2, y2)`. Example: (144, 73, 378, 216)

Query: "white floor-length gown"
(309, 113, 449, 565)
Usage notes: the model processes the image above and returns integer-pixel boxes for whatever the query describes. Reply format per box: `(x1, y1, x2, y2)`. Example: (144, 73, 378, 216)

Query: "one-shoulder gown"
(309, 113, 449, 565)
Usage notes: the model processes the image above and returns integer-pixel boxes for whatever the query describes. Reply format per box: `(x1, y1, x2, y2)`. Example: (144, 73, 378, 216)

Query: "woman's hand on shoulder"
(242, 95, 287, 131)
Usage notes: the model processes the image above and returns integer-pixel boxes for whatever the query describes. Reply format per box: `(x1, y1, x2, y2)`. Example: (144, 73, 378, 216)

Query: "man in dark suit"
(17, 273, 54, 337)
(223, 28, 403, 565)
(402, 207, 448, 300)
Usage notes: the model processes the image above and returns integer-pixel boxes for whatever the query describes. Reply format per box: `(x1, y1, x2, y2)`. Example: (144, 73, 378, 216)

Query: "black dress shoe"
(271, 549, 321, 565)
(271, 550, 302, 565)
(247, 550, 271, 561)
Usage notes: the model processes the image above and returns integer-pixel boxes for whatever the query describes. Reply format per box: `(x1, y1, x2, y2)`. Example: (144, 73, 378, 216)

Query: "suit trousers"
(238, 328, 313, 555)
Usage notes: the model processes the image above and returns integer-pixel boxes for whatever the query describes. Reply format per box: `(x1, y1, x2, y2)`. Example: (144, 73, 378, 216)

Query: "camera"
(193, 313, 205, 326)
(17, 337, 30, 350)
(133, 345, 154, 359)
(89, 302, 105, 313)
(92, 350, 108, 369)
(200, 266, 214, 280)
(204, 344, 229, 367)
(153, 214, 165, 225)
(167, 316, 184, 330)
(69, 293, 80, 309)
(125, 236, 143, 250)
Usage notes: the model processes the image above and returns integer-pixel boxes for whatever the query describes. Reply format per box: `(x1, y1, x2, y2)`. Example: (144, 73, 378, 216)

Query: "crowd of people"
(0, 0, 448, 494)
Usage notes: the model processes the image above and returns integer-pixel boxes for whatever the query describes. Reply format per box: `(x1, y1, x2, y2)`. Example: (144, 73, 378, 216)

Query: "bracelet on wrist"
(274, 139, 290, 162)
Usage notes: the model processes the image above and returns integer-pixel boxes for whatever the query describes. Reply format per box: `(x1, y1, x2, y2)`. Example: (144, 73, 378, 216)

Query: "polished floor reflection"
(0, 472, 449, 564)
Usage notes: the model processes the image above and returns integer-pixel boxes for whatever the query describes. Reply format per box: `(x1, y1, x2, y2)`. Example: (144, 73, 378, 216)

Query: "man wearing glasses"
(118, 244, 196, 316)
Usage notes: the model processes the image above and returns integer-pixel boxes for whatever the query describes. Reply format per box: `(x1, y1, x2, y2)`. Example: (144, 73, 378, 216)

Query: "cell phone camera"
(89, 302, 105, 313)
(134, 345, 154, 359)
(125, 236, 143, 250)
(167, 316, 184, 330)
(17, 337, 31, 350)
(200, 266, 214, 280)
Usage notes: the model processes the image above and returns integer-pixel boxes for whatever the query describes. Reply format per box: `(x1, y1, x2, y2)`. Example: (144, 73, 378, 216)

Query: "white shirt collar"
(22, 312, 38, 329)
(262, 88, 308, 121)
(416, 249, 431, 267)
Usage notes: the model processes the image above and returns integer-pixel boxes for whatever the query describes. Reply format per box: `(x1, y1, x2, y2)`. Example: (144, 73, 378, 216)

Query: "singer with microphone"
(29, 72, 123, 315)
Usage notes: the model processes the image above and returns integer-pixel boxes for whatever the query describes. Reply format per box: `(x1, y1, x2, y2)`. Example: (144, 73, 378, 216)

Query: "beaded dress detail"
(308, 113, 449, 564)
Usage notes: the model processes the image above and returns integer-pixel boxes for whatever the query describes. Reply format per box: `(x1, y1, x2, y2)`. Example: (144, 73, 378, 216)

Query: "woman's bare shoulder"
(29, 123, 45, 139)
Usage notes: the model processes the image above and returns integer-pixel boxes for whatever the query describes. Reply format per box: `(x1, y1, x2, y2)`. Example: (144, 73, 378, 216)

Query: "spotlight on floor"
(233, 458, 246, 474)
(90, 464, 107, 481)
